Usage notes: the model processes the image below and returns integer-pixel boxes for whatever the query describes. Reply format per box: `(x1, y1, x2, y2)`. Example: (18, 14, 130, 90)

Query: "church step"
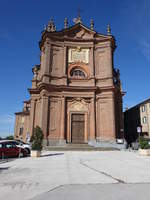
(44, 144, 119, 151)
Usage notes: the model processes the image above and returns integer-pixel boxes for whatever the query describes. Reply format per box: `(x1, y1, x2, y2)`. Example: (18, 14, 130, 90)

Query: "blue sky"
(0, 0, 150, 137)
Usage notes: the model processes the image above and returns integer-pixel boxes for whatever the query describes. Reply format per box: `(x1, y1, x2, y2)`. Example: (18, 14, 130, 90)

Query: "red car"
(0, 140, 28, 158)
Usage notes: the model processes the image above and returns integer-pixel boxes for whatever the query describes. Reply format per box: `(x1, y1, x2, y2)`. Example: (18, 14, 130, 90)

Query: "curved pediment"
(62, 23, 112, 40)
(64, 23, 95, 39)
(41, 23, 112, 41)
(39, 21, 116, 51)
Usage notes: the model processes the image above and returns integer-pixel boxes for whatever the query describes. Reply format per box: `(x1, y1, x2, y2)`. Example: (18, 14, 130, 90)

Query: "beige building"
(14, 17, 124, 146)
(124, 98, 150, 143)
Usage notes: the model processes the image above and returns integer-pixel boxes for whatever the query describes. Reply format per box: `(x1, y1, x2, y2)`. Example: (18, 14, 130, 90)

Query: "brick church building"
(14, 16, 124, 146)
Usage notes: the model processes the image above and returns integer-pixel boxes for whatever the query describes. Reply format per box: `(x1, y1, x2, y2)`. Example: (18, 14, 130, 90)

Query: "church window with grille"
(70, 68, 86, 78)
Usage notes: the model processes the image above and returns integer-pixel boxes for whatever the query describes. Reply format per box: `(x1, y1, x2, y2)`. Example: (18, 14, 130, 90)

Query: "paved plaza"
(0, 151, 150, 200)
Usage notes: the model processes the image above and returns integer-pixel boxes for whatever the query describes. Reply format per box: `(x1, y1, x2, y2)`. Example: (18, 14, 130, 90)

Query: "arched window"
(70, 68, 86, 78)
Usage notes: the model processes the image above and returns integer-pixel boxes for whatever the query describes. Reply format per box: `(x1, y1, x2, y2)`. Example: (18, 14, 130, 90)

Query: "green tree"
(139, 137, 150, 149)
(30, 126, 44, 151)
(5, 135, 14, 140)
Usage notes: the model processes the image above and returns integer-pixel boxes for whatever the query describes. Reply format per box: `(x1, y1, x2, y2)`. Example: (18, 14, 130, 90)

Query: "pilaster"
(110, 94, 116, 139)
(29, 99, 36, 136)
(63, 46, 67, 75)
(60, 97, 66, 139)
(90, 46, 94, 76)
(42, 39, 51, 83)
(108, 45, 113, 85)
(40, 96, 49, 138)
(90, 97, 96, 140)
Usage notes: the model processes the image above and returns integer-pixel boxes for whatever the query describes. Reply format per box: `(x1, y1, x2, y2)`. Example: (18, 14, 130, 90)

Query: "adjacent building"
(14, 17, 124, 145)
(124, 98, 150, 143)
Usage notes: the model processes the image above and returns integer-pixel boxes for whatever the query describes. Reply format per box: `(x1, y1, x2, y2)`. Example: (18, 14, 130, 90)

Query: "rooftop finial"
(64, 18, 68, 29)
(73, 8, 83, 24)
(107, 24, 111, 35)
(90, 18, 94, 30)
(46, 18, 56, 32)
(77, 8, 81, 19)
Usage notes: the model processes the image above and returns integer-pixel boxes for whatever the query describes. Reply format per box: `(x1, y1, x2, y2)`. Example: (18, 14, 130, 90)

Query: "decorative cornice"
(15, 111, 30, 115)
(28, 81, 118, 95)
(38, 83, 98, 93)
(39, 22, 116, 50)
(39, 34, 114, 50)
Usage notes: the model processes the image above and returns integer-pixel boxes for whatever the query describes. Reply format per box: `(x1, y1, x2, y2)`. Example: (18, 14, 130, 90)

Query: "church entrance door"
(71, 113, 85, 144)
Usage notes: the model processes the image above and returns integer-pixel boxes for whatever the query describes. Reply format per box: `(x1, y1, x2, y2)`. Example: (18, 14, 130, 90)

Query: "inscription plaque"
(68, 48, 89, 63)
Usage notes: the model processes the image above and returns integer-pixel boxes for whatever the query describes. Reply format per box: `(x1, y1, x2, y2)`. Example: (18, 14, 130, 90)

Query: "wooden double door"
(71, 113, 85, 144)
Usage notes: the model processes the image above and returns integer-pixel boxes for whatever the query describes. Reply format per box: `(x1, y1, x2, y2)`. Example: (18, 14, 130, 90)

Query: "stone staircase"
(44, 143, 119, 151)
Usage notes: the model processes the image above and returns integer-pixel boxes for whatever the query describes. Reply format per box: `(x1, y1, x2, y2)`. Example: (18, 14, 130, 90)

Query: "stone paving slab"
(81, 151, 150, 183)
(0, 151, 150, 200)
(31, 183, 150, 200)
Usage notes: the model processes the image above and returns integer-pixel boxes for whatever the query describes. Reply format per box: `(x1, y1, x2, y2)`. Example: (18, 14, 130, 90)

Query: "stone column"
(90, 98, 96, 140)
(60, 97, 66, 143)
(40, 96, 49, 139)
(29, 99, 36, 137)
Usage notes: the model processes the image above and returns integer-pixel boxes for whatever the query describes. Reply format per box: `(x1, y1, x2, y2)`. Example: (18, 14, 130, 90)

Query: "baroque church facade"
(14, 17, 124, 145)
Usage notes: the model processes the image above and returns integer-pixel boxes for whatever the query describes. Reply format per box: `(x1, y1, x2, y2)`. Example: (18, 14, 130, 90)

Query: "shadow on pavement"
(0, 158, 17, 164)
(0, 166, 10, 172)
(41, 153, 64, 157)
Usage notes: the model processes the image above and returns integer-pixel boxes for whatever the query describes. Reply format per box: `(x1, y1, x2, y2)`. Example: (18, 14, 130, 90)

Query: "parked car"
(0, 140, 28, 158)
(11, 140, 31, 154)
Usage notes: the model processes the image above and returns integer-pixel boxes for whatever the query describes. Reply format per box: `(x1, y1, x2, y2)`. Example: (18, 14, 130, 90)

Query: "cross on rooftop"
(77, 8, 83, 19)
